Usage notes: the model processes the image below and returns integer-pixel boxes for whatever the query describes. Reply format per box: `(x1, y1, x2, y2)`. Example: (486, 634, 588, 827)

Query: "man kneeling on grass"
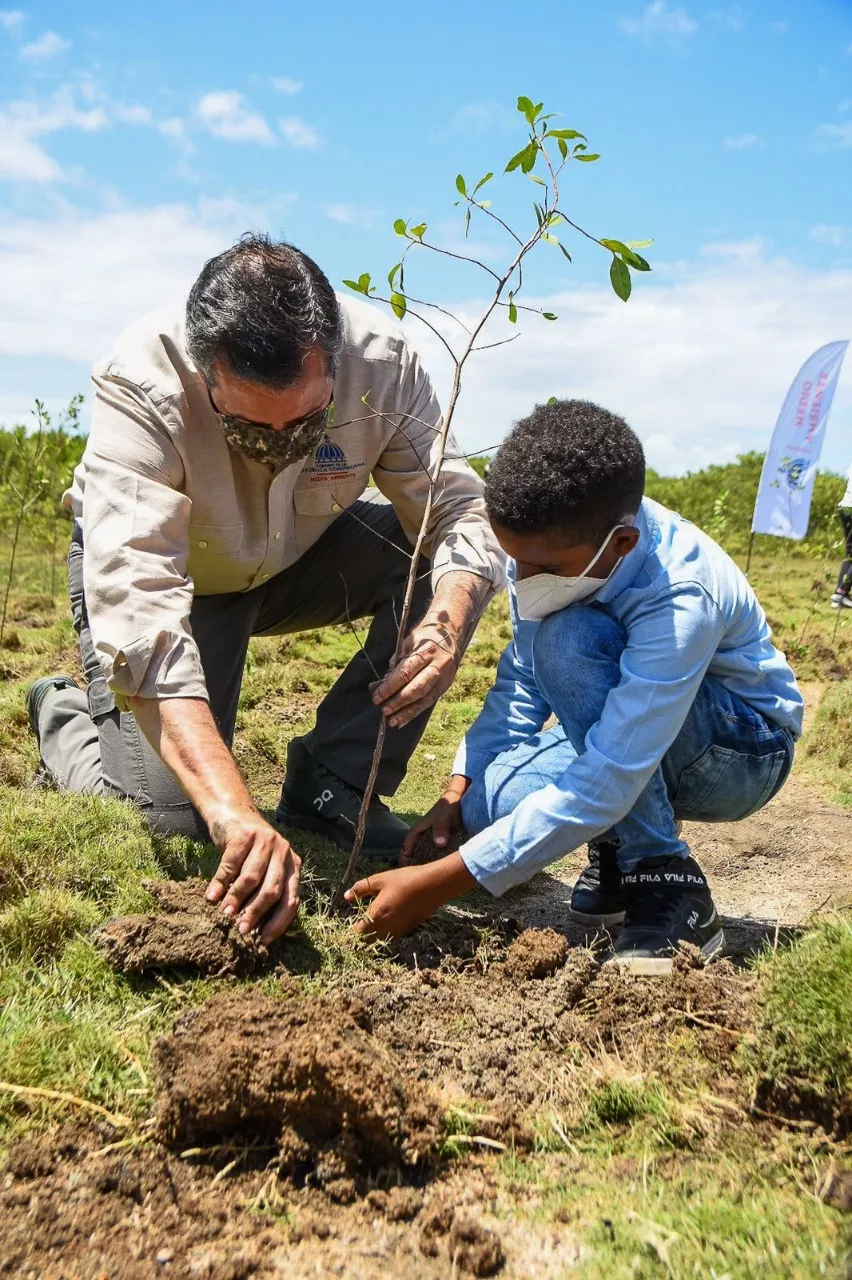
(347, 399, 804, 973)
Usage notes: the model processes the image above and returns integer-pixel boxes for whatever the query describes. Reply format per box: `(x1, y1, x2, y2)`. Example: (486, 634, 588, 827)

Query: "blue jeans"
(461, 605, 795, 871)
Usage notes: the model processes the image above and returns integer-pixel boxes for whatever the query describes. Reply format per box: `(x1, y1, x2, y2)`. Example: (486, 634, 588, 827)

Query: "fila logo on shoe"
(687, 909, 699, 929)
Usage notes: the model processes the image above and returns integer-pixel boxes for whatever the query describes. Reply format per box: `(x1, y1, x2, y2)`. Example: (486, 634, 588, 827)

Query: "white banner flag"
(752, 340, 849, 540)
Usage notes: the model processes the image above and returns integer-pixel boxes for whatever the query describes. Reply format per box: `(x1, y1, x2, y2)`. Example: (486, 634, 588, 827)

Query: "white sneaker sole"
(607, 928, 725, 976)
(568, 906, 627, 927)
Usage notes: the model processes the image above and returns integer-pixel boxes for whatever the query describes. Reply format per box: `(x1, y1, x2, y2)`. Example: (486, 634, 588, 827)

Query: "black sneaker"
(569, 840, 626, 926)
(610, 855, 724, 975)
(275, 737, 409, 860)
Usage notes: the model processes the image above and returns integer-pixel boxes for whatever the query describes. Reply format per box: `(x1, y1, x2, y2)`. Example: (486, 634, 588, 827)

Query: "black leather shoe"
(610, 855, 724, 975)
(569, 840, 627, 926)
(275, 737, 409, 860)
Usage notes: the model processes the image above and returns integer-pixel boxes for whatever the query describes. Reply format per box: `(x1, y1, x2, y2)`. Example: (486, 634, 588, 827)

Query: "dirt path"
(501, 684, 851, 959)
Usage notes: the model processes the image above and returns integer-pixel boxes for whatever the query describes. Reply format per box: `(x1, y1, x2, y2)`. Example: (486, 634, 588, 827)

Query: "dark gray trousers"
(38, 494, 434, 838)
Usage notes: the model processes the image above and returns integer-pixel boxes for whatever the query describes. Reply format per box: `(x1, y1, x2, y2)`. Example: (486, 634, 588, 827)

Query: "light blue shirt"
(455, 498, 804, 896)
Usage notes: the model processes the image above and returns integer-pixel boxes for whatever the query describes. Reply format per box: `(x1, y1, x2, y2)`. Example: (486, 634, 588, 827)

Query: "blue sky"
(1, 0, 850, 473)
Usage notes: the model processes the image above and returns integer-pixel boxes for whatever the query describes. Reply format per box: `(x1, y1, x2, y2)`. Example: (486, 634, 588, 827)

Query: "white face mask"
(514, 525, 627, 621)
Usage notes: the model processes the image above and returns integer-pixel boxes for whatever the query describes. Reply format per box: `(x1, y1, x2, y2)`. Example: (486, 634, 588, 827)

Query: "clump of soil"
(419, 1196, 505, 1276)
(504, 927, 568, 979)
(153, 987, 443, 1186)
(97, 878, 272, 977)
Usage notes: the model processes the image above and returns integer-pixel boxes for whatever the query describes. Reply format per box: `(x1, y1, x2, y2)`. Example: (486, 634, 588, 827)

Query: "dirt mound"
(0, 1123, 288, 1280)
(504, 927, 568, 979)
(96, 878, 272, 976)
(419, 1196, 505, 1275)
(153, 987, 443, 1189)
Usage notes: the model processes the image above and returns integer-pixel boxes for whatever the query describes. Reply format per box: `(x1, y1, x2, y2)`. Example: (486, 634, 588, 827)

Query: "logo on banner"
(770, 455, 809, 492)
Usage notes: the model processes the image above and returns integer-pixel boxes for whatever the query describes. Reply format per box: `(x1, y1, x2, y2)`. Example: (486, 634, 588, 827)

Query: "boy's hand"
(400, 775, 470, 865)
(345, 852, 478, 940)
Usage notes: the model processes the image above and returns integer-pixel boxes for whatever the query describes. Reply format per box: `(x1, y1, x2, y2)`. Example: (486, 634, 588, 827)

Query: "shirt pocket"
(292, 477, 369, 518)
(187, 521, 244, 556)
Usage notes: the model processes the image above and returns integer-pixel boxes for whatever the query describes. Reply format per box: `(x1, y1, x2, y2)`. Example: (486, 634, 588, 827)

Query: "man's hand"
(371, 569, 493, 729)
(345, 851, 478, 940)
(128, 695, 302, 945)
(372, 618, 460, 729)
(205, 810, 301, 945)
(400, 774, 469, 864)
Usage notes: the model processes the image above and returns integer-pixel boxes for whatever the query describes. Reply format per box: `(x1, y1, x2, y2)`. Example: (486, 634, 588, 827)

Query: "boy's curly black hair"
(485, 399, 645, 545)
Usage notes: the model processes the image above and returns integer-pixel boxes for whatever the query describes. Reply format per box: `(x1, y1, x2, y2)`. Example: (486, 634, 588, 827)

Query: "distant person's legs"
(831, 511, 852, 608)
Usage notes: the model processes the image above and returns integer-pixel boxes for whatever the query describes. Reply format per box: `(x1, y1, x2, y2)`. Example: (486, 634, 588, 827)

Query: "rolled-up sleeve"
(82, 371, 207, 709)
(371, 338, 506, 593)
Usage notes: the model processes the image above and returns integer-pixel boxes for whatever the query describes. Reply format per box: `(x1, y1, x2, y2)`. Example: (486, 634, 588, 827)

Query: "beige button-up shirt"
(64, 295, 505, 706)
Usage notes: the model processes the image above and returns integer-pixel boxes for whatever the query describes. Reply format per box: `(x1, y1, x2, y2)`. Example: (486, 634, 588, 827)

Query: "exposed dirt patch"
(153, 987, 443, 1189)
(504, 927, 568, 979)
(97, 879, 273, 977)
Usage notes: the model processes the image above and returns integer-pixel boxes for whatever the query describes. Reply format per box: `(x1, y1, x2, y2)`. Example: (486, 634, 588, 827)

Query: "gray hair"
(185, 233, 343, 388)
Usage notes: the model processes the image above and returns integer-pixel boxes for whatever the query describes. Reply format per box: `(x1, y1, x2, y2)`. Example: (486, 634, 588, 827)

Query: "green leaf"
(575, 153, 600, 162)
(601, 239, 651, 271)
(342, 275, 371, 295)
(533, 101, 544, 118)
(473, 171, 494, 194)
(541, 233, 559, 245)
(610, 257, 631, 302)
(546, 128, 585, 140)
(505, 144, 531, 172)
(508, 300, 518, 323)
(520, 142, 538, 174)
(627, 238, 653, 249)
(393, 218, 407, 236)
(557, 137, 568, 160)
(464, 207, 471, 238)
(517, 95, 536, 125)
(533, 201, 545, 226)
(529, 174, 546, 186)
(557, 241, 572, 262)
(387, 263, 402, 290)
(410, 222, 427, 240)
(390, 292, 407, 320)
(541, 312, 558, 321)
(546, 395, 558, 404)
(455, 173, 467, 196)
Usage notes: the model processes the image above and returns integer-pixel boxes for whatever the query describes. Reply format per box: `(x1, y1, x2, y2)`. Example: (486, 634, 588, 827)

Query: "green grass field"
(1, 488, 851, 1275)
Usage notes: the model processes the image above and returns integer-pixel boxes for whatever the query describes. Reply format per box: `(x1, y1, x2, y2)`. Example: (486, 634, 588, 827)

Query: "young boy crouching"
(347, 400, 804, 973)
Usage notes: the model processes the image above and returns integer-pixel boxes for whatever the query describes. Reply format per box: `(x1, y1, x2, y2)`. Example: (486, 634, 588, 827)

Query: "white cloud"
(710, 6, 744, 31)
(271, 76, 303, 95)
(324, 203, 381, 229)
(404, 239, 852, 475)
(114, 103, 153, 126)
(451, 100, 518, 135)
(0, 9, 24, 33)
(618, 2, 698, 44)
(196, 91, 274, 144)
(278, 115, 320, 148)
(724, 132, 764, 149)
(20, 30, 70, 61)
(815, 121, 852, 150)
(0, 85, 110, 181)
(770, 19, 788, 34)
(810, 224, 851, 248)
(0, 197, 295, 367)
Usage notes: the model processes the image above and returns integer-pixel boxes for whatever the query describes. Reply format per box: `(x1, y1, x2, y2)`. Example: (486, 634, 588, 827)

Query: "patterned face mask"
(216, 402, 333, 468)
